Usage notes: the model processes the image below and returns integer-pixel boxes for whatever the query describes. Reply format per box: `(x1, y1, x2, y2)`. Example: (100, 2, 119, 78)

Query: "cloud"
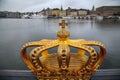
(91, 0, 120, 7)
(0, 0, 120, 12)
(21, 0, 62, 12)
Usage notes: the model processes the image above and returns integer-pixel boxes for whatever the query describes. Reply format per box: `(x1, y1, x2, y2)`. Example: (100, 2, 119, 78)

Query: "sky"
(0, 0, 120, 12)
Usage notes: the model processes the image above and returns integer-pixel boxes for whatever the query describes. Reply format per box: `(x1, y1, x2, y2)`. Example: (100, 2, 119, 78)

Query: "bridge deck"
(0, 69, 120, 80)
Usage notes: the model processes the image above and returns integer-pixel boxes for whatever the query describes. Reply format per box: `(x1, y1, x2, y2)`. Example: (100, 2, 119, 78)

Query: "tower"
(92, 5, 95, 11)
(61, 4, 63, 11)
(91, 5, 96, 16)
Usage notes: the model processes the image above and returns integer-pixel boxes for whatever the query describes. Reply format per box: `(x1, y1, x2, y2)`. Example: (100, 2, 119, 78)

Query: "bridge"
(0, 69, 120, 80)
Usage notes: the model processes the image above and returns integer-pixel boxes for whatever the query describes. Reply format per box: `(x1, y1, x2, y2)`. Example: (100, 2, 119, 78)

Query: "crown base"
(40, 53, 88, 72)
(38, 77, 90, 80)
(35, 53, 91, 80)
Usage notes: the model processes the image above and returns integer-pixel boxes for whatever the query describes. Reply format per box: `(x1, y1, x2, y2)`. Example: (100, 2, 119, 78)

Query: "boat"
(96, 15, 103, 20)
(21, 15, 31, 19)
(62, 16, 73, 19)
(31, 14, 47, 19)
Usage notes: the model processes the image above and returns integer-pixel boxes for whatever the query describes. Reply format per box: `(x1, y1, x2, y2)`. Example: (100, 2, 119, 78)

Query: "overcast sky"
(0, 0, 120, 12)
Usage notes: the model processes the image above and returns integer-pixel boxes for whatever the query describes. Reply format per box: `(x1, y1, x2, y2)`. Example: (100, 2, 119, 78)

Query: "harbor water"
(0, 18, 120, 70)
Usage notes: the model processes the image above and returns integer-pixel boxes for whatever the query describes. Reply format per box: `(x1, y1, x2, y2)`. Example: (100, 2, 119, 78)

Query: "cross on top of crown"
(59, 20, 68, 28)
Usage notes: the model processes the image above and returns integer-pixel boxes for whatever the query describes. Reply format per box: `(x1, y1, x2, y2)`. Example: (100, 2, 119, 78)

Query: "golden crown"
(21, 20, 106, 80)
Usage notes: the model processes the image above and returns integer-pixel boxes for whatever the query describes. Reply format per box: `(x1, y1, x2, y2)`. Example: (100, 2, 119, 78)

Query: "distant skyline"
(0, 0, 120, 12)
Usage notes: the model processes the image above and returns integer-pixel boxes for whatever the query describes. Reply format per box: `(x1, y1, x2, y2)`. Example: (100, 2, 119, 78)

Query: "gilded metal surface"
(21, 20, 106, 80)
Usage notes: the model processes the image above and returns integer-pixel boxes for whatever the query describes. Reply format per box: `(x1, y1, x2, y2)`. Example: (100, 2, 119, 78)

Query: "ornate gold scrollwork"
(21, 20, 106, 80)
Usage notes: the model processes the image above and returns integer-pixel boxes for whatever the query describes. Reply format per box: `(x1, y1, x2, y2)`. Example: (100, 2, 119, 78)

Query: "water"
(0, 18, 120, 70)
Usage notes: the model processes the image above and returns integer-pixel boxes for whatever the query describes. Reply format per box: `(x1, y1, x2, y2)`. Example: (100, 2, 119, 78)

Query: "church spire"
(61, 4, 63, 11)
(92, 5, 95, 11)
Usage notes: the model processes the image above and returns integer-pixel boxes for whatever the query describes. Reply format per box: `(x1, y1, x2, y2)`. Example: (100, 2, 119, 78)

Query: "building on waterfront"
(60, 10, 66, 17)
(59, 5, 66, 17)
(70, 9, 78, 17)
(0, 11, 21, 18)
(0, 11, 6, 18)
(51, 8, 60, 17)
(45, 8, 52, 16)
(40, 8, 47, 16)
(96, 6, 120, 16)
(90, 5, 96, 16)
(66, 7, 71, 16)
(6, 12, 21, 18)
(39, 8, 52, 16)
(0, 6, 97, 19)
(78, 9, 88, 16)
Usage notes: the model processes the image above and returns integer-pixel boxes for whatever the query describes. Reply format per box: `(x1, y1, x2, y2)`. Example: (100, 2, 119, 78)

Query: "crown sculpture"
(21, 20, 106, 80)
